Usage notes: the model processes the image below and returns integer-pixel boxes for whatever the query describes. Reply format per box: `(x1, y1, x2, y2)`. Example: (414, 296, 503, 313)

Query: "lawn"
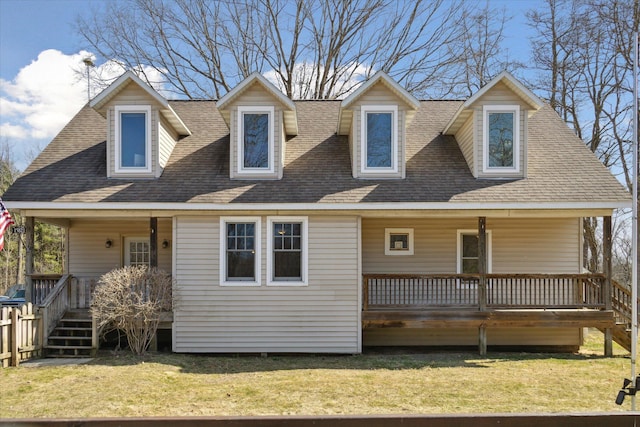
(0, 330, 634, 418)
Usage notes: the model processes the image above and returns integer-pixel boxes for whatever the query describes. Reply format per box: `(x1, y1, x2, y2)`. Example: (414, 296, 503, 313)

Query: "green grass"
(0, 330, 634, 418)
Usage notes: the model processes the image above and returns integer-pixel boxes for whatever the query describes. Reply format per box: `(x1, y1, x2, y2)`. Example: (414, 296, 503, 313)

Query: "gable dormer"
(217, 73, 298, 180)
(443, 71, 543, 179)
(90, 71, 190, 179)
(337, 71, 420, 179)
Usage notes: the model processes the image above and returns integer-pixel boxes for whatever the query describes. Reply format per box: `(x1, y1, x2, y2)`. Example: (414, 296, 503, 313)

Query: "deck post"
(25, 217, 34, 304)
(150, 217, 158, 269)
(603, 215, 613, 356)
(478, 217, 488, 355)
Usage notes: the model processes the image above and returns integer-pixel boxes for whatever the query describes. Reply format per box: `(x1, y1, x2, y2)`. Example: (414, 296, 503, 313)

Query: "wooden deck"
(362, 308, 615, 329)
(362, 273, 624, 354)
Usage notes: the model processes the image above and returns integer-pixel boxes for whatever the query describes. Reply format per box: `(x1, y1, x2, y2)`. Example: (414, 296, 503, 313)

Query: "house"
(2, 69, 631, 357)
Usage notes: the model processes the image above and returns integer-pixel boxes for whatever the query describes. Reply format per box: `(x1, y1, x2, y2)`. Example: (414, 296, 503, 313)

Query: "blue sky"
(0, 0, 540, 171)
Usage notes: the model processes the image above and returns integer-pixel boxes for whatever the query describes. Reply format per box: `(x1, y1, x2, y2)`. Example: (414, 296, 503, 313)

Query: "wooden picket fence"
(0, 303, 42, 367)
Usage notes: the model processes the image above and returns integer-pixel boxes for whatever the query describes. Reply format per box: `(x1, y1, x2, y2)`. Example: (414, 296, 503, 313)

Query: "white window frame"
(114, 105, 153, 174)
(456, 229, 492, 274)
(124, 237, 150, 267)
(220, 216, 262, 287)
(266, 216, 308, 286)
(482, 105, 520, 174)
(384, 228, 414, 256)
(237, 106, 275, 175)
(360, 105, 398, 174)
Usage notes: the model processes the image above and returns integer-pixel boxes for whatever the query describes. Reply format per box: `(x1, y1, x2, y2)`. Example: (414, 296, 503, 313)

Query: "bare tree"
(92, 266, 173, 355)
(527, 0, 639, 273)
(77, 0, 513, 100)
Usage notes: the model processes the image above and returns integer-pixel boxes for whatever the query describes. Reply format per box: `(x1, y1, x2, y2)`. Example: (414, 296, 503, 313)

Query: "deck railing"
(39, 274, 72, 337)
(30, 274, 63, 305)
(363, 273, 607, 310)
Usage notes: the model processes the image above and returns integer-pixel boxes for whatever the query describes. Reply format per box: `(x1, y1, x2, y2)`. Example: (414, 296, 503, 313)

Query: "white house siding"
(158, 115, 178, 173)
(362, 216, 581, 347)
(227, 84, 285, 180)
(456, 114, 475, 176)
(173, 215, 360, 353)
(68, 218, 173, 277)
(362, 217, 580, 274)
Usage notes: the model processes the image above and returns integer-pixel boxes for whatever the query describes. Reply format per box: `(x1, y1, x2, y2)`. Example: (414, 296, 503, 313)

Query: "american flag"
(0, 198, 14, 251)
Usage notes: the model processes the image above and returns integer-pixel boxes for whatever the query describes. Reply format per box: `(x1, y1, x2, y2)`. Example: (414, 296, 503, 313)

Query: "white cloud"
(0, 49, 167, 171)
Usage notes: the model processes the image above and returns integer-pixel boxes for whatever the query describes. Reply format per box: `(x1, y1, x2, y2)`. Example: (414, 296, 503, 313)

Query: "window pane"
(488, 112, 514, 167)
(389, 234, 408, 251)
(462, 259, 478, 274)
(274, 252, 301, 280)
(226, 222, 256, 281)
(120, 112, 146, 167)
(227, 252, 255, 279)
(462, 235, 478, 258)
(366, 112, 392, 168)
(244, 113, 269, 168)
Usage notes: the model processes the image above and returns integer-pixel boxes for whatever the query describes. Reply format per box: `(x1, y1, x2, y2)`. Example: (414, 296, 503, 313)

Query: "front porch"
(362, 273, 629, 355)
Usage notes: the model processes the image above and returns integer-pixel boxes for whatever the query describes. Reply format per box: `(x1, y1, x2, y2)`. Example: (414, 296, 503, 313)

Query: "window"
(115, 105, 152, 173)
(456, 230, 492, 274)
(124, 237, 149, 267)
(360, 105, 398, 173)
(267, 217, 308, 286)
(238, 106, 274, 174)
(220, 217, 261, 286)
(483, 105, 520, 173)
(384, 228, 414, 256)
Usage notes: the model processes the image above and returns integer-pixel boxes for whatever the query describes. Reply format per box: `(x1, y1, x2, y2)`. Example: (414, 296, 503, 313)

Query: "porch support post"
(478, 216, 488, 356)
(25, 217, 34, 303)
(603, 215, 613, 357)
(150, 217, 158, 269)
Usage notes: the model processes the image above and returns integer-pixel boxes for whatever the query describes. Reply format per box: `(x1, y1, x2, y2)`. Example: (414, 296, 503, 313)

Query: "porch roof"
(3, 100, 629, 209)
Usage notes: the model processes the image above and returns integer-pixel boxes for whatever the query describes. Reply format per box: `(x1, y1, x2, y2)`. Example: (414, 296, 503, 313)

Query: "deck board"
(362, 309, 615, 329)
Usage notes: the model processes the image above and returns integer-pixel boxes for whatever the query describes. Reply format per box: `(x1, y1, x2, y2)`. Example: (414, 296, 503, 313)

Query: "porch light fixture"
(105, 239, 113, 248)
(162, 239, 169, 249)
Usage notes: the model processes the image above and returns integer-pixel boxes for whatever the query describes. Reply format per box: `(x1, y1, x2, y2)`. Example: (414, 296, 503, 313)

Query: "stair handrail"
(611, 279, 635, 326)
(39, 274, 72, 338)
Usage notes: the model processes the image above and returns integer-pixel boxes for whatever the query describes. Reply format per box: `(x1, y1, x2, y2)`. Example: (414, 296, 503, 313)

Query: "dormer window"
(238, 106, 275, 174)
(483, 105, 520, 174)
(361, 105, 398, 174)
(115, 105, 152, 174)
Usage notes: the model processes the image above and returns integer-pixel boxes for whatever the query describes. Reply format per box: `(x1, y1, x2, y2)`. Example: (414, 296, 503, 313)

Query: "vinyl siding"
(362, 217, 580, 274)
(228, 83, 286, 180)
(351, 82, 406, 179)
(457, 114, 475, 176)
(158, 115, 178, 174)
(105, 83, 162, 179)
(68, 218, 173, 277)
(173, 215, 360, 353)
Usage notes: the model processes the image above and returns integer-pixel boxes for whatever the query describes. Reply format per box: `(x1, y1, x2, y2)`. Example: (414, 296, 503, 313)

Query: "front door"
(124, 237, 150, 267)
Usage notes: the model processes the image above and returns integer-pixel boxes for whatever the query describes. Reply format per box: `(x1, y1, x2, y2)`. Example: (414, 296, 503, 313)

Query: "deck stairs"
(44, 309, 94, 358)
(598, 280, 635, 352)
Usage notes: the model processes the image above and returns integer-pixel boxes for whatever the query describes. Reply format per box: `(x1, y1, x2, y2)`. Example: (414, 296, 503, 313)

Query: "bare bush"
(91, 266, 173, 355)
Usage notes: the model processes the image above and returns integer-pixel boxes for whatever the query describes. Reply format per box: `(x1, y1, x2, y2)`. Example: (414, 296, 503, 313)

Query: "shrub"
(91, 266, 173, 355)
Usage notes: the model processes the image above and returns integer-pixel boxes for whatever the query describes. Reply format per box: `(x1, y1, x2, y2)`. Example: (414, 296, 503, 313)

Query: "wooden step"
(45, 345, 93, 350)
(48, 336, 92, 341)
(44, 310, 95, 358)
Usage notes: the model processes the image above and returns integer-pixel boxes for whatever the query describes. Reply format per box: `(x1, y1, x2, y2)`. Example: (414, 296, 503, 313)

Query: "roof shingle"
(3, 99, 630, 206)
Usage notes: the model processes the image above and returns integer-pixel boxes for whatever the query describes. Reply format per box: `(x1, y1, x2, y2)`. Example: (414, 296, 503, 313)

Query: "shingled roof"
(2, 99, 629, 208)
